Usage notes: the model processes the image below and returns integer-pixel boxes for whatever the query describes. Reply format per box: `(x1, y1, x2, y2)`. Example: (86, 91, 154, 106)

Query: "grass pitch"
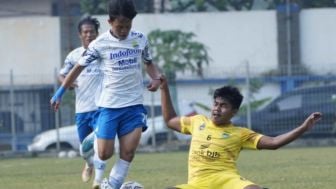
(0, 147, 335, 189)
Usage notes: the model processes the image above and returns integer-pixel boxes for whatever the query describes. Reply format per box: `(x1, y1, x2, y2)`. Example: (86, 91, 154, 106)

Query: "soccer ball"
(67, 150, 78, 158)
(81, 132, 95, 159)
(120, 181, 144, 189)
(58, 151, 67, 158)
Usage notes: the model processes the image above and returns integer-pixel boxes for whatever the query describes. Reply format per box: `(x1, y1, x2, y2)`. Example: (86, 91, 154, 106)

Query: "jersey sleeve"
(59, 53, 75, 76)
(78, 43, 100, 67)
(180, 116, 193, 134)
(180, 115, 204, 135)
(142, 38, 153, 63)
(240, 128, 263, 150)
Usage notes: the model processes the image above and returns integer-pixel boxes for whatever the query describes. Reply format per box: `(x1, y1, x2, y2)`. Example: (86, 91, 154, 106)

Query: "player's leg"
(76, 112, 95, 182)
(84, 110, 107, 189)
(96, 107, 120, 189)
(80, 132, 95, 183)
(118, 127, 142, 161)
(108, 105, 147, 189)
(211, 172, 263, 189)
(92, 135, 107, 189)
(105, 127, 142, 189)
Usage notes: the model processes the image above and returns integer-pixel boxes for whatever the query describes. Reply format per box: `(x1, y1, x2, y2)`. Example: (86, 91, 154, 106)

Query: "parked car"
(233, 85, 336, 137)
(28, 125, 79, 152)
(28, 116, 170, 152)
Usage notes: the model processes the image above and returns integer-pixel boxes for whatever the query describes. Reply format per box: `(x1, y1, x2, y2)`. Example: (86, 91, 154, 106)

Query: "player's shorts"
(175, 172, 257, 189)
(95, 104, 147, 140)
(75, 110, 100, 142)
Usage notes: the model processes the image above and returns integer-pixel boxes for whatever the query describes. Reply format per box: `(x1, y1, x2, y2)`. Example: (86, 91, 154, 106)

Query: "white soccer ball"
(58, 151, 67, 158)
(120, 181, 144, 189)
(67, 150, 78, 158)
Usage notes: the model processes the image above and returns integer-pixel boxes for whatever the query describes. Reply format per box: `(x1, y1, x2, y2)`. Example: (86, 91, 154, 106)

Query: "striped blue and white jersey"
(60, 47, 102, 113)
(78, 30, 152, 108)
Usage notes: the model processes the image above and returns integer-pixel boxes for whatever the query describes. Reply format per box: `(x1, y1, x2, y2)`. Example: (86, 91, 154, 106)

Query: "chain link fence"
(1, 67, 336, 153)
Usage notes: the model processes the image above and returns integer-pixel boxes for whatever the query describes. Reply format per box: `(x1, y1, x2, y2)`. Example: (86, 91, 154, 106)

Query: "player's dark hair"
(213, 86, 243, 110)
(77, 16, 100, 33)
(108, 0, 137, 21)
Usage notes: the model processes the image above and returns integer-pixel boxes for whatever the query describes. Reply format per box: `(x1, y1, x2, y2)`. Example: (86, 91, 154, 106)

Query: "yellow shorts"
(174, 173, 256, 189)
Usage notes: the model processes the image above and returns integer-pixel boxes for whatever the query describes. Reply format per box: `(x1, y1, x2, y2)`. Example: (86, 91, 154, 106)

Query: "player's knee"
(98, 150, 113, 160)
(119, 150, 135, 162)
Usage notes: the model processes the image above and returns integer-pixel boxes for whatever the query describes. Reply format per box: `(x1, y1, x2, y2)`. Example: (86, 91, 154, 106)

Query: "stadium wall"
(0, 16, 61, 85)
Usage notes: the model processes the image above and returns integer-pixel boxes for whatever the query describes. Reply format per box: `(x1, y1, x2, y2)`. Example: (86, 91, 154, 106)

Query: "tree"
(80, 0, 108, 15)
(266, 0, 336, 9)
(170, 0, 255, 12)
(80, 0, 156, 14)
(148, 29, 210, 112)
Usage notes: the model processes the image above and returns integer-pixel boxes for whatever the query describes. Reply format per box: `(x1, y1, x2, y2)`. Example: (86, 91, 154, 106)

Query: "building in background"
(0, 0, 81, 17)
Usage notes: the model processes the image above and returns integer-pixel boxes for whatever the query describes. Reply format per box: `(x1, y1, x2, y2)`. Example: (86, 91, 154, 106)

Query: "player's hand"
(304, 112, 322, 129)
(147, 78, 161, 92)
(50, 86, 66, 112)
(50, 97, 61, 112)
(159, 75, 168, 89)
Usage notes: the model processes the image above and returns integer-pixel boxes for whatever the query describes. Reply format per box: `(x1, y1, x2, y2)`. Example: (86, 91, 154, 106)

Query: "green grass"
(0, 147, 335, 189)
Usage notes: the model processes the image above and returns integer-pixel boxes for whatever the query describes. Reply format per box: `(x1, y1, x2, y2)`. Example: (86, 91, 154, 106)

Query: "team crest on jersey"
(222, 132, 231, 139)
(132, 40, 139, 48)
(198, 123, 205, 131)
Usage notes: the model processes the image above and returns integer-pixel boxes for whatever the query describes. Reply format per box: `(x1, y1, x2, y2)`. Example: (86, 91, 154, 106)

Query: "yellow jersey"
(179, 115, 263, 188)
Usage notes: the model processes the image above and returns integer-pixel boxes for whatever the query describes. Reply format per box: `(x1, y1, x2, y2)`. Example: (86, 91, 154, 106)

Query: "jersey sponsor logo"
(110, 49, 142, 60)
(111, 58, 140, 71)
(117, 58, 137, 66)
(192, 148, 221, 161)
(199, 143, 210, 150)
(85, 67, 100, 74)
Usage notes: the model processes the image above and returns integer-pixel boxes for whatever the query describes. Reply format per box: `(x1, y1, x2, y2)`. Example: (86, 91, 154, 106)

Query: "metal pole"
(286, 0, 292, 76)
(9, 70, 17, 152)
(53, 68, 61, 152)
(245, 61, 252, 130)
(150, 92, 156, 149)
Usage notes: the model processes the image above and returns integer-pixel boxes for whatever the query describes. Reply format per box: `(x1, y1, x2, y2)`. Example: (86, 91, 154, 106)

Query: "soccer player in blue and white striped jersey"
(58, 16, 104, 189)
(51, 1, 162, 188)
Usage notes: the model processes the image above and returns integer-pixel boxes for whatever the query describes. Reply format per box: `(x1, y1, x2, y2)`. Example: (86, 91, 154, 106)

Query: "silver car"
(28, 116, 170, 152)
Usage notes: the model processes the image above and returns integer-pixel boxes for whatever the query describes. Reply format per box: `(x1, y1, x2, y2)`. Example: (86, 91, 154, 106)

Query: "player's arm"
(257, 112, 322, 150)
(142, 38, 161, 91)
(59, 57, 78, 89)
(50, 64, 85, 111)
(58, 74, 77, 89)
(160, 75, 182, 132)
(145, 60, 161, 91)
(51, 46, 100, 111)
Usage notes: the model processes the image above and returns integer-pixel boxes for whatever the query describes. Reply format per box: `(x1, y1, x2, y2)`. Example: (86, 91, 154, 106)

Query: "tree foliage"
(148, 29, 210, 113)
(79, 0, 336, 14)
(80, 0, 108, 15)
(170, 0, 336, 12)
(266, 0, 336, 9)
(170, 0, 254, 11)
(148, 29, 210, 79)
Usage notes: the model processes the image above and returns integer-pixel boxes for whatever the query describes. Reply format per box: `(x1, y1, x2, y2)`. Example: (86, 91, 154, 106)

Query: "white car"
(27, 116, 170, 152)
